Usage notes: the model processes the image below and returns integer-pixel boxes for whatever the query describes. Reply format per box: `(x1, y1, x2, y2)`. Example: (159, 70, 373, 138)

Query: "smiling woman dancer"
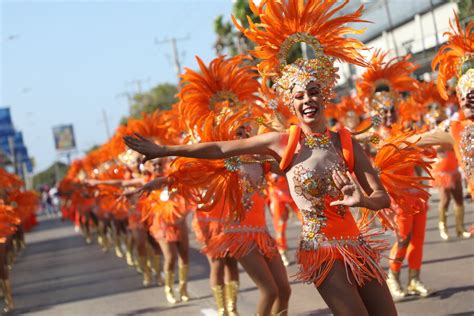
(124, 1, 397, 315)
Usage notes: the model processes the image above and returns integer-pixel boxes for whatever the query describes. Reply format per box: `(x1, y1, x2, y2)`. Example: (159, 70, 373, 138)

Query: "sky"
(1, 0, 233, 172)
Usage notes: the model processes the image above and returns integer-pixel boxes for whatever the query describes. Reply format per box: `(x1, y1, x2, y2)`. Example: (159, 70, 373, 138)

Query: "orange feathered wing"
(364, 131, 433, 230)
(168, 109, 254, 221)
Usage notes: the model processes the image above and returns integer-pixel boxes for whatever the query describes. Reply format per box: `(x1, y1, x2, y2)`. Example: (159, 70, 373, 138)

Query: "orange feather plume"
(168, 109, 254, 221)
(432, 12, 473, 100)
(357, 50, 419, 106)
(179, 55, 261, 135)
(325, 95, 366, 121)
(373, 131, 432, 227)
(233, 0, 369, 79)
(0, 168, 23, 190)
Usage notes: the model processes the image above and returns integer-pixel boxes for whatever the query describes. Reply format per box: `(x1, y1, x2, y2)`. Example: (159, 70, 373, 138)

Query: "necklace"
(303, 129, 331, 150)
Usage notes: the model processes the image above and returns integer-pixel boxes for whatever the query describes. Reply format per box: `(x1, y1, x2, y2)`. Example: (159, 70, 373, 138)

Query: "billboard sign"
(53, 125, 76, 151)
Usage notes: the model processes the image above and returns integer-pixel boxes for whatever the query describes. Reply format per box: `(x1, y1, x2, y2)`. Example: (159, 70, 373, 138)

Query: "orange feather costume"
(233, 0, 404, 286)
(167, 54, 278, 259)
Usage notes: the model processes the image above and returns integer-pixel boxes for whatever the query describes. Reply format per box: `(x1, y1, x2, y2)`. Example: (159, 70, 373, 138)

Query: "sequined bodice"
(460, 123, 473, 179)
(224, 161, 267, 229)
(285, 134, 359, 248)
(237, 161, 267, 217)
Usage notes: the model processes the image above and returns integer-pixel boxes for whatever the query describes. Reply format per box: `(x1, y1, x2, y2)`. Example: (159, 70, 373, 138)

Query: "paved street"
(10, 194, 474, 316)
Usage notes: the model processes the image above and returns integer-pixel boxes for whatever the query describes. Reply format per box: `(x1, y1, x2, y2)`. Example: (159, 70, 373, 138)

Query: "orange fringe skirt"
(204, 226, 278, 259)
(431, 170, 461, 189)
(150, 219, 187, 243)
(192, 216, 225, 245)
(295, 229, 389, 287)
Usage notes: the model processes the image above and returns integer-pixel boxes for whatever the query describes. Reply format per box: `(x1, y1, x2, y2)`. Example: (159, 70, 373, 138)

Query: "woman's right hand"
(123, 133, 165, 162)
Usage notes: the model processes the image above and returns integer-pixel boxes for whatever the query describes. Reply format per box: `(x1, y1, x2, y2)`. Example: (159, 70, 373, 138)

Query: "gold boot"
(278, 250, 289, 267)
(407, 269, 430, 297)
(6, 250, 14, 270)
(125, 236, 134, 266)
(114, 234, 124, 258)
(224, 281, 239, 316)
(455, 206, 471, 238)
(164, 271, 178, 304)
(98, 230, 109, 253)
(272, 309, 288, 316)
(138, 256, 152, 287)
(386, 270, 406, 300)
(438, 207, 449, 240)
(212, 285, 227, 316)
(0, 279, 14, 313)
(151, 255, 164, 286)
(178, 264, 189, 302)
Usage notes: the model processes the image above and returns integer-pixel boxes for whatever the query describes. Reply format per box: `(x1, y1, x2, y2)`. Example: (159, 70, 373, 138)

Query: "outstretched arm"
(85, 178, 145, 187)
(406, 126, 454, 148)
(123, 132, 285, 162)
(124, 177, 170, 198)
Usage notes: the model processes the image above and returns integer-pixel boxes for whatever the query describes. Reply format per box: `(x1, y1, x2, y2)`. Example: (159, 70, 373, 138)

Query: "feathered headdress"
(411, 81, 448, 126)
(179, 55, 261, 136)
(357, 49, 419, 115)
(432, 13, 473, 100)
(233, 0, 369, 105)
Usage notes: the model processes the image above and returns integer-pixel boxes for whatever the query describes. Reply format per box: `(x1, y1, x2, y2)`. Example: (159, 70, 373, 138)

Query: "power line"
(154, 35, 190, 86)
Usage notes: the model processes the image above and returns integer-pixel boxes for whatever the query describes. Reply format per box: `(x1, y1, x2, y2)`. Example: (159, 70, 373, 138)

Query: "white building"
(335, 0, 459, 94)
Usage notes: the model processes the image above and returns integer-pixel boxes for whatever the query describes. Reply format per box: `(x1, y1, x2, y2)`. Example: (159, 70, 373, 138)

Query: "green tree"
(457, 0, 474, 25)
(213, 0, 257, 56)
(129, 83, 178, 118)
(32, 161, 69, 189)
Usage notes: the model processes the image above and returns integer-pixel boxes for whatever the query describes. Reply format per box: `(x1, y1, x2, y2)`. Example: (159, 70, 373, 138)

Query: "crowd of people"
(3, 1, 473, 315)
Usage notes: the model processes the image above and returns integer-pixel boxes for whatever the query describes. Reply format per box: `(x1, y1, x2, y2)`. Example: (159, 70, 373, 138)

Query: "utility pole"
(102, 109, 111, 139)
(154, 35, 190, 86)
(7, 135, 18, 175)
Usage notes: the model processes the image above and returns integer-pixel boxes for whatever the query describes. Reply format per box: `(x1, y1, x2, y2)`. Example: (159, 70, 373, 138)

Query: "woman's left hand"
(330, 170, 365, 208)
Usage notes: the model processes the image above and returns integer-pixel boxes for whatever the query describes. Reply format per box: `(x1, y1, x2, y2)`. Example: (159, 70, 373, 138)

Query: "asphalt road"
(9, 194, 474, 315)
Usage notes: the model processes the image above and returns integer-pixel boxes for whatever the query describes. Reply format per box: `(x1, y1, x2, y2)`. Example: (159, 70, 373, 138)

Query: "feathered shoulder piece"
(179, 55, 261, 134)
(359, 130, 433, 230)
(432, 13, 473, 100)
(357, 50, 419, 114)
(233, 0, 368, 105)
(167, 109, 255, 221)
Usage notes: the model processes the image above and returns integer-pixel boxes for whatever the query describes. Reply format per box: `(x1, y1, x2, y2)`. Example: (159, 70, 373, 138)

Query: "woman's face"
(235, 126, 250, 139)
(379, 105, 398, 127)
(460, 88, 474, 120)
(291, 81, 326, 125)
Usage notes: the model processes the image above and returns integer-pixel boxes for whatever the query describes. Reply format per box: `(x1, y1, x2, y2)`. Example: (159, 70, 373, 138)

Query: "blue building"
(0, 107, 33, 179)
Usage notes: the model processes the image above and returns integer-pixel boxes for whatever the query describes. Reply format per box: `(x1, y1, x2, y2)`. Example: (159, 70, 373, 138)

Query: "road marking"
(200, 308, 218, 316)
